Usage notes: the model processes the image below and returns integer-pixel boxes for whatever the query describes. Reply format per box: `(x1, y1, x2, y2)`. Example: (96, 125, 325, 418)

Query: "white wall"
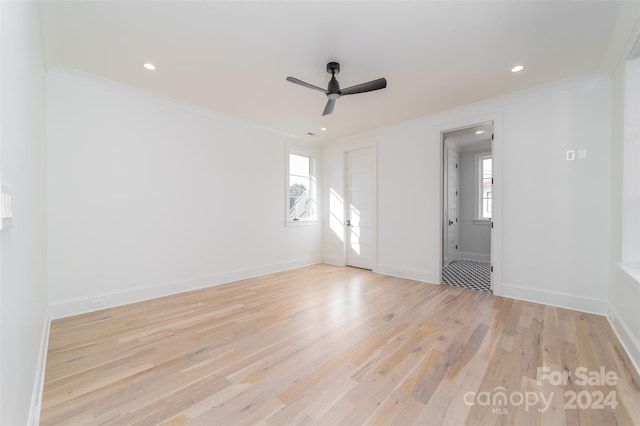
(499, 77, 610, 312)
(47, 68, 322, 318)
(0, 1, 48, 424)
(324, 72, 612, 314)
(375, 120, 440, 282)
(458, 148, 491, 261)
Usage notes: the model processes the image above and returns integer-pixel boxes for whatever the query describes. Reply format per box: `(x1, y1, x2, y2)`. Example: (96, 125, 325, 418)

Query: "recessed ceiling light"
(475, 130, 486, 135)
(511, 65, 524, 73)
(320, 127, 327, 131)
(143, 63, 156, 71)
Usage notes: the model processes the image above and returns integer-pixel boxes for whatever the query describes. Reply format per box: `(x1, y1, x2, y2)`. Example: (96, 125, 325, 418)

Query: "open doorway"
(441, 122, 493, 292)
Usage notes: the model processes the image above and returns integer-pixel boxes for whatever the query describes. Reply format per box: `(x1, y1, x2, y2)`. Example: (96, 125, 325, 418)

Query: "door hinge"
(491, 265, 494, 272)
(456, 190, 458, 196)
(491, 222, 494, 228)
(456, 245, 458, 250)
(491, 178, 494, 184)
(456, 218, 458, 223)
(456, 163, 458, 168)
(492, 133, 494, 140)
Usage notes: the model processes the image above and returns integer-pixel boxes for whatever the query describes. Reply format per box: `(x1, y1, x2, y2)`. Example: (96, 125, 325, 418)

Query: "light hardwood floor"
(41, 264, 640, 425)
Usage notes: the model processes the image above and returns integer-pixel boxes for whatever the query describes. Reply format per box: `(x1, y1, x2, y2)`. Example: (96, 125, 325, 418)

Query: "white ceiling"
(38, 1, 631, 141)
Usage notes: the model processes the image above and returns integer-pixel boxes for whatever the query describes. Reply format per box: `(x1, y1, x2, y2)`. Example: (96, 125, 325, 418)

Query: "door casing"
(439, 117, 502, 296)
(443, 147, 459, 266)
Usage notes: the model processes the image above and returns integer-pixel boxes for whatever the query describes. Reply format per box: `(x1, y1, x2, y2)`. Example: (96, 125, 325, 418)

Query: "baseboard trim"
(375, 265, 437, 284)
(49, 257, 322, 319)
(607, 303, 640, 377)
(28, 308, 51, 426)
(457, 252, 491, 262)
(501, 283, 607, 315)
(321, 256, 345, 267)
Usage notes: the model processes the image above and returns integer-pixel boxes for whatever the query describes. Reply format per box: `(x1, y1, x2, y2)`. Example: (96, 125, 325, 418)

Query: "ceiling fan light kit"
(286, 62, 387, 116)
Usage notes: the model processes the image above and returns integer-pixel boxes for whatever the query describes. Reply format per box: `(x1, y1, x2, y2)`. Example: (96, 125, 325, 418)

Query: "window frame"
(285, 149, 318, 224)
(622, 41, 640, 274)
(474, 152, 492, 223)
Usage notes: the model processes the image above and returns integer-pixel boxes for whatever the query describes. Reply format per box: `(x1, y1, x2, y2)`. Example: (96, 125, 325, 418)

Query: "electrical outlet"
(90, 299, 106, 309)
(578, 148, 587, 159)
(0, 193, 11, 219)
(0, 184, 12, 231)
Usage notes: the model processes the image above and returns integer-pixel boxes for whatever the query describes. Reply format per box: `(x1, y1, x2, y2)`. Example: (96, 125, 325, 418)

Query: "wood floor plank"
(41, 264, 640, 425)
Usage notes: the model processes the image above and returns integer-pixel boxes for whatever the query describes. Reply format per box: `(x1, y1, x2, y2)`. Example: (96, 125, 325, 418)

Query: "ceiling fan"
(286, 62, 387, 116)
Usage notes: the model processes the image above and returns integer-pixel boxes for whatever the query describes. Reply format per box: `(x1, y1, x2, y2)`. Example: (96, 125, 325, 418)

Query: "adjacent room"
(441, 123, 494, 292)
(2, 1, 640, 425)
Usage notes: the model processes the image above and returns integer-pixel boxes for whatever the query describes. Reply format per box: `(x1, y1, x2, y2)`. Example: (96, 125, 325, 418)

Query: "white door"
(346, 147, 374, 269)
(444, 148, 459, 266)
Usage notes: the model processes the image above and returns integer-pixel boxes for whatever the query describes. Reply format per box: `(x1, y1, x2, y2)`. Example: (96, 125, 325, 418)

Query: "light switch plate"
(566, 150, 576, 161)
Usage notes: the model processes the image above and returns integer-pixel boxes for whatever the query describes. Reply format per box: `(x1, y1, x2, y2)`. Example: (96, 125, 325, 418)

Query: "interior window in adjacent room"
(477, 154, 492, 220)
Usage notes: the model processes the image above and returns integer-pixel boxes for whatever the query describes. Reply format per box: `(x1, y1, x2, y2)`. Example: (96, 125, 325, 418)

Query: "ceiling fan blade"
(286, 77, 327, 93)
(322, 99, 336, 116)
(340, 78, 387, 96)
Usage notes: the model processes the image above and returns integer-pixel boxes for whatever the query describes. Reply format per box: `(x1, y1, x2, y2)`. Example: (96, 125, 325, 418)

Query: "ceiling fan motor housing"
(327, 62, 341, 94)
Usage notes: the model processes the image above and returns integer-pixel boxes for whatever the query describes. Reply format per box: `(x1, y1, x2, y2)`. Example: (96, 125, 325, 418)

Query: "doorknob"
(449, 220, 453, 225)
(346, 219, 351, 227)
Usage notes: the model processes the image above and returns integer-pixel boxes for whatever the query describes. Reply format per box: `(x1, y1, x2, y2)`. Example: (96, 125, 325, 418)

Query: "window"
(287, 152, 317, 221)
(479, 154, 492, 220)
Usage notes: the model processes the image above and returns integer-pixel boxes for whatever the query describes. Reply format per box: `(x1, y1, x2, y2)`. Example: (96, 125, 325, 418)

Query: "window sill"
(285, 220, 320, 227)
(473, 219, 491, 225)
(618, 262, 640, 285)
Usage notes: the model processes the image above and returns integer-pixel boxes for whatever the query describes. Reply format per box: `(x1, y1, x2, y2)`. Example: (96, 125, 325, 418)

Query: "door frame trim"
(438, 115, 502, 296)
(443, 147, 460, 266)
(344, 143, 378, 271)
